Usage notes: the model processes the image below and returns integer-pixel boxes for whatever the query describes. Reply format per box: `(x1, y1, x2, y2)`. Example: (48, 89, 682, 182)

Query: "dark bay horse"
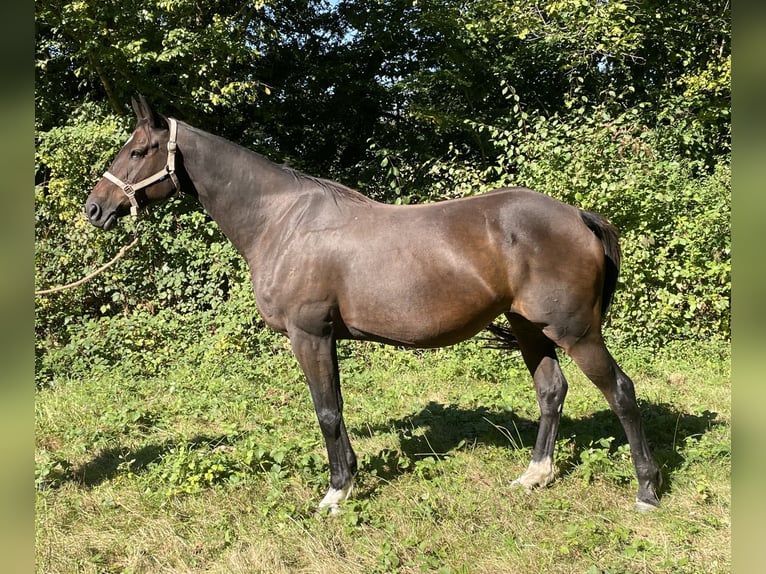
(86, 96, 660, 512)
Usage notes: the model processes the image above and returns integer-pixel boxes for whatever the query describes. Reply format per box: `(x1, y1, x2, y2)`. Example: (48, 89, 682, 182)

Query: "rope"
(34, 234, 140, 296)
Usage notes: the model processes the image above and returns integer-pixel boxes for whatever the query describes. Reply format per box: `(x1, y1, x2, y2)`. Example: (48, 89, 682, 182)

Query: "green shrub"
(376, 98, 730, 345)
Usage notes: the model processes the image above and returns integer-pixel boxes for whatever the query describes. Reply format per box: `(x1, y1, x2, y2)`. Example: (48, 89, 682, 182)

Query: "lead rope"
(34, 226, 141, 297)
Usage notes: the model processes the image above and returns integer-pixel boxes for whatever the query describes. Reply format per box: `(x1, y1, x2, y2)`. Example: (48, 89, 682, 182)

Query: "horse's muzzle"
(85, 201, 118, 230)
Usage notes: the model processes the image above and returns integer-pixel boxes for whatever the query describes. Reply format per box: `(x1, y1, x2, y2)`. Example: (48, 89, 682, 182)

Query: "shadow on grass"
(58, 400, 724, 502)
(72, 443, 170, 487)
(350, 400, 724, 498)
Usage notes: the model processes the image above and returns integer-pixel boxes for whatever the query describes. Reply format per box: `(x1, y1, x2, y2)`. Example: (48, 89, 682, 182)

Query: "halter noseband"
(103, 118, 180, 217)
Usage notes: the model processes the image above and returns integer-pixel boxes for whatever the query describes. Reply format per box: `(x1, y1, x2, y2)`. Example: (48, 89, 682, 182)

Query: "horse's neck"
(178, 122, 302, 256)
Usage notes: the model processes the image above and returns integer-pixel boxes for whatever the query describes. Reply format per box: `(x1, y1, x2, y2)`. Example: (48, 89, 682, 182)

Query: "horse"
(85, 96, 661, 513)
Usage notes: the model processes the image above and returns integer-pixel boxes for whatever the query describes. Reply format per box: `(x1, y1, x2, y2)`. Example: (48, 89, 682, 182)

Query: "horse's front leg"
(289, 328, 357, 514)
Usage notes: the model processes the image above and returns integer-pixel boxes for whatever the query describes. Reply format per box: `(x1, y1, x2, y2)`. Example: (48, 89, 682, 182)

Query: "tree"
(35, 0, 270, 132)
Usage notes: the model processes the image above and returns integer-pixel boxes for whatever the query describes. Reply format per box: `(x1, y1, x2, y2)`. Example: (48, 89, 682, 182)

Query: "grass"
(35, 329, 730, 573)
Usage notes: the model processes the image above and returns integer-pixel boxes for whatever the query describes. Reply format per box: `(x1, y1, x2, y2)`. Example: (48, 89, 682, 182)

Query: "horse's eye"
(130, 150, 143, 159)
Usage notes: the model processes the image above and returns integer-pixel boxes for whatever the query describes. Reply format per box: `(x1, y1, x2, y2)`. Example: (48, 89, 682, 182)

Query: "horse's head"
(85, 96, 179, 230)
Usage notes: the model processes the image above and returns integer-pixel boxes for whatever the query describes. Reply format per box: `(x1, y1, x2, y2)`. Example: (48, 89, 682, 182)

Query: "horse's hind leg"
(506, 313, 569, 490)
(563, 332, 661, 511)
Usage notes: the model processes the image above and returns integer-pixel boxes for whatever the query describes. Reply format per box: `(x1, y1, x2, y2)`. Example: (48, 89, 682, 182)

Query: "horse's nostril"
(86, 202, 101, 221)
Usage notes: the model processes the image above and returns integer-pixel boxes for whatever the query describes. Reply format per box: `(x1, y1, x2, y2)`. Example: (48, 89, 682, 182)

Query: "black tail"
(483, 321, 520, 350)
(485, 209, 622, 350)
(579, 209, 621, 318)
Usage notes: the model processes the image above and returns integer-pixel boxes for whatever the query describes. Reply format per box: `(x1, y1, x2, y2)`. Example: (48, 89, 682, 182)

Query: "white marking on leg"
(318, 480, 354, 515)
(511, 458, 555, 490)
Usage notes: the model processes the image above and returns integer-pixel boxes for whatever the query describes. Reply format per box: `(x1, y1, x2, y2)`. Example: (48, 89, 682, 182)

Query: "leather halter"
(103, 118, 180, 217)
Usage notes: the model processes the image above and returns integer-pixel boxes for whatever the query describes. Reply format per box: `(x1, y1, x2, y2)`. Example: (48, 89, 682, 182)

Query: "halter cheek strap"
(103, 118, 180, 217)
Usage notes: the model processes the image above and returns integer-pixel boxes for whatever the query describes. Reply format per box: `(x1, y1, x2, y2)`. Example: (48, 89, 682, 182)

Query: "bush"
(489, 102, 730, 344)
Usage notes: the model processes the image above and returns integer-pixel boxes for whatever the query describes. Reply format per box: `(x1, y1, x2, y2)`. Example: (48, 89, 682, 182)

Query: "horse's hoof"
(635, 498, 660, 512)
(635, 471, 662, 512)
(317, 480, 354, 515)
(510, 458, 555, 491)
(510, 478, 532, 492)
(318, 503, 342, 516)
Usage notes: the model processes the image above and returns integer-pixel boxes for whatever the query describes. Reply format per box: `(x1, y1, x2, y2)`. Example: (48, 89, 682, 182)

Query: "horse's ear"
(131, 95, 152, 123)
(131, 96, 143, 120)
(133, 95, 168, 129)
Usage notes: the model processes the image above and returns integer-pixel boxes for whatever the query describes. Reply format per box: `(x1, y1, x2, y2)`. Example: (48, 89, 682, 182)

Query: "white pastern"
(510, 458, 556, 490)
(317, 480, 354, 515)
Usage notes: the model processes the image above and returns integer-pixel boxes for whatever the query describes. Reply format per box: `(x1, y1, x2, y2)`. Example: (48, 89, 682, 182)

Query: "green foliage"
(35, 0, 270, 129)
(366, 94, 730, 344)
(575, 437, 634, 486)
(152, 438, 292, 496)
(35, 449, 72, 490)
(35, 106, 136, 357)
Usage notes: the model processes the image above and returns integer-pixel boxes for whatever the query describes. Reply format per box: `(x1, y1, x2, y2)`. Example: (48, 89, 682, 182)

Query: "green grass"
(36, 333, 730, 573)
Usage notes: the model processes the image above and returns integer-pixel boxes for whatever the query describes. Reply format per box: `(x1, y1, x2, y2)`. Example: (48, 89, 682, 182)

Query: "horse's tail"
(484, 321, 520, 350)
(579, 209, 622, 319)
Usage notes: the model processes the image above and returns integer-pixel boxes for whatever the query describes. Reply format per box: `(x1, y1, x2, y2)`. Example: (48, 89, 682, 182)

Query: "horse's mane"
(181, 122, 373, 206)
(281, 167, 375, 206)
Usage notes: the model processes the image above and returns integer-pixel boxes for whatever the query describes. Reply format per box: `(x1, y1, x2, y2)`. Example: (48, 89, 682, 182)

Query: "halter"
(103, 118, 180, 217)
